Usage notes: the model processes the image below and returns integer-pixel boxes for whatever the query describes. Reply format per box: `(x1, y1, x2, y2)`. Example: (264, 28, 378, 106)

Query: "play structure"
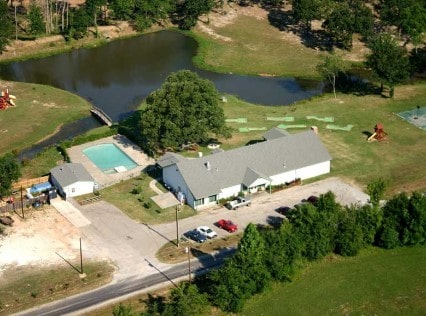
(0, 88, 16, 110)
(367, 123, 387, 142)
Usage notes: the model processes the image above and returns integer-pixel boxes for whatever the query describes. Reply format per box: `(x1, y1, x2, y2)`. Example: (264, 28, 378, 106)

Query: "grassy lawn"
(0, 261, 114, 316)
(210, 82, 426, 196)
(0, 80, 91, 156)
(99, 172, 197, 225)
(156, 233, 241, 264)
(242, 246, 426, 315)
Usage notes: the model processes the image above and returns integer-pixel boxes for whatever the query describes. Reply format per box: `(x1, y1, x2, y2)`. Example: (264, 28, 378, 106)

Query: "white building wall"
(218, 184, 243, 200)
(63, 181, 94, 198)
(163, 165, 194, 206)
(296, 161, 330, 180)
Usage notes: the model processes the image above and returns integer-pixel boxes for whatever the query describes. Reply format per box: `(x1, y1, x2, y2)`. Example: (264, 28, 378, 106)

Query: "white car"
(196, 226, 218, 239)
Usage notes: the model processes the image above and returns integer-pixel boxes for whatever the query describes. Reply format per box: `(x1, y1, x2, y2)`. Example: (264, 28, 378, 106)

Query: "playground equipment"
(367, 123, 387, 142)
(0, 88, 17, 110)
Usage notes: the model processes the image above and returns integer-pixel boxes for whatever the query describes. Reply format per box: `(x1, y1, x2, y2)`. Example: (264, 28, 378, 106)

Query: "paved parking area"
(50, 177, 369, 281)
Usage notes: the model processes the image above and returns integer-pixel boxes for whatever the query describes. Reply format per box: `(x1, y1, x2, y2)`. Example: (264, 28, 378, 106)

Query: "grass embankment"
(243, 246, 426, 315)
(0, 80, 91, 156)
(0, 261, 114, 316)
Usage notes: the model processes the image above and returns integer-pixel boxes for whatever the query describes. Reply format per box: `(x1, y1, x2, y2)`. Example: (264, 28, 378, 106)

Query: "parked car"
(217, 219, 238, 233)
(275, 206, 291, 215)
(196, 226, 218, 239)
(184, 229, 207, 243)
(225, 197, 251, 210)
(307, 195, 319, 205)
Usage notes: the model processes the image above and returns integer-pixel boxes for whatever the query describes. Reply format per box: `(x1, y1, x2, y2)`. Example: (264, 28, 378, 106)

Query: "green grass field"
(242, 246, 426, 315)
(0, 261, 114, 316)
(0, 80, 91, 156)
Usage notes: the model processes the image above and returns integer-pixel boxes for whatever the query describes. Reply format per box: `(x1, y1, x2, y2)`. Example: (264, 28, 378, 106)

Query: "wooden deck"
(90, 106, 113, 126)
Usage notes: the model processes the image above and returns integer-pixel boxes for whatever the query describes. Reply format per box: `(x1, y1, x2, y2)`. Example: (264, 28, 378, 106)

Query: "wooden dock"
(90, 106, 113, 126)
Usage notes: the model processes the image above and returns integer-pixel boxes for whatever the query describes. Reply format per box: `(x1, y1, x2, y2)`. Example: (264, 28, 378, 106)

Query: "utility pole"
(14, 1, 17, 40)
(175, 204, 179, 248)
(185, 246, 191, 283)
(79, 238, 83, 274)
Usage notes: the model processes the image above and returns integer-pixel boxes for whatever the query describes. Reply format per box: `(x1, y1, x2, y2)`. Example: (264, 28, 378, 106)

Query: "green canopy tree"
(140, 70, 231, 155)
(322, 2, 354, 49)
(162, 282, 209, 316)
(316, 52, 349, 98)
(367, 178, 386, 210)
(291, 0, 322, 30)
(0, 0, 14, 54)
(28, 1, 46, 35)
(0, 153, 21, 197)
(134, 0, 174, 31)
(366, 33, 410, 98)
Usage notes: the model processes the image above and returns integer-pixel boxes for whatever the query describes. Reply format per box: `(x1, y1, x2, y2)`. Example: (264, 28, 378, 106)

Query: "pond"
(0, 30, 323, 157)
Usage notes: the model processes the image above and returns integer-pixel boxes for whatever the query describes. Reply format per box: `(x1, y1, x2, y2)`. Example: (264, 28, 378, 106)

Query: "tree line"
(112, 179, 426, 315)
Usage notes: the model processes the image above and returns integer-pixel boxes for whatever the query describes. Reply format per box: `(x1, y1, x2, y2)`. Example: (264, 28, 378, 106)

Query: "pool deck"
(67, 135, 155, 189)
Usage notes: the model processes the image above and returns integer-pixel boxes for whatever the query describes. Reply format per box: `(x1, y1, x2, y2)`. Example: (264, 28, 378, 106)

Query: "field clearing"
(0, 80, 90, 155)
(242, 246, 426, 315)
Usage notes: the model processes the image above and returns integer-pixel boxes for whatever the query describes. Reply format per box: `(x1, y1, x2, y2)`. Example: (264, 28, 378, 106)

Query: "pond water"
(0, 30, 323, 158)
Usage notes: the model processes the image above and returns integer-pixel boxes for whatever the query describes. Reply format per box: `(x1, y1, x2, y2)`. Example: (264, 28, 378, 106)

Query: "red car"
(217, 219, 238, 233)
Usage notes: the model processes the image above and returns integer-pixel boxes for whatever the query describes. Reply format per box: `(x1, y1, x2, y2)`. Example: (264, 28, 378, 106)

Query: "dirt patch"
(0, 206, 100, 277)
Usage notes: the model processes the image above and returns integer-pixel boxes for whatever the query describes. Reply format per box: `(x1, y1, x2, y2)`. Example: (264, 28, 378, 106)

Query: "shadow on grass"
(140, 293, 167, 315)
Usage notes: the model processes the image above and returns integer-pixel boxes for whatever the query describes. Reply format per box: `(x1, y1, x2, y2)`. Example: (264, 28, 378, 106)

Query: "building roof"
(156, 152, 184, 168)
(161, 130, 332, 200)
(50, 163, 94, 187)
(262, 127, 290, 140)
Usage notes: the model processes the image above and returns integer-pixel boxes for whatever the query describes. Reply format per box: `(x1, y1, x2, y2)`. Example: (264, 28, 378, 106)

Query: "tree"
(162, 282, 209, 316)
(140, 70, 231, 154)
(376, 192, 426, 248)
(208, 223, 270, 312)
(28, 1, 46, 35)
(291, 0, 321, 30)
(355, 204, 382, 246)
(316, 52, 349, 98)
(134, 0, 174, 31)
(367, 178, 386, 210)
(263, 221, 301, 281)
(334, 207, 364, 256)
(0, 0, 14, 54)
(110, 0, 135, 20)
(0, 153, 21, 197)
(366, 33, 410, 98)
(175, 0, 215, 30)
(112, 303, 137, 316)
(322, 2, 354, 49)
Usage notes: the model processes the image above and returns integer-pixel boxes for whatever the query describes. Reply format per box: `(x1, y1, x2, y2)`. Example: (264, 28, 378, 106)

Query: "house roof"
(161, 130, 332, 200)
(50, 163, 94, 187)
(262, 127, 290, 140)
(156, 152, 184, 168)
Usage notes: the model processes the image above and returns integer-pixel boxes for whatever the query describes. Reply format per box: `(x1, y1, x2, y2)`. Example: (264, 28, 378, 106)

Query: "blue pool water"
(83, 143, 138, 174)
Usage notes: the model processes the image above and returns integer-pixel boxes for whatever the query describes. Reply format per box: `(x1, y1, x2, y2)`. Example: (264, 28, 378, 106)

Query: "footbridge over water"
(90, 106, 113, 126)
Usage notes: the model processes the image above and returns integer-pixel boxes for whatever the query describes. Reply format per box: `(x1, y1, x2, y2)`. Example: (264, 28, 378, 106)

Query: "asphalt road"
(15, 249, 235, 316)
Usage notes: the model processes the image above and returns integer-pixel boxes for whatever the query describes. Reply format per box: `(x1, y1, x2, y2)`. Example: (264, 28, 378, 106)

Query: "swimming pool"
(83, 143, 138, 174)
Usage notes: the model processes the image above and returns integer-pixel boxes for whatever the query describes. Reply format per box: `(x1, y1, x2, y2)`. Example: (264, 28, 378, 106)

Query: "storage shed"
(50, 163, 95, 199)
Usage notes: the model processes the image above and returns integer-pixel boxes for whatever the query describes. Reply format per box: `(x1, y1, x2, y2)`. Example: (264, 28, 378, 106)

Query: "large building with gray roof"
(157, 129, 332, 209)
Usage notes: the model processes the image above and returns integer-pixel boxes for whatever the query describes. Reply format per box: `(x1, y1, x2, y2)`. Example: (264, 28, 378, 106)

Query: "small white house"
(50, 163, 95, 199)
(157, 128, 332, 210)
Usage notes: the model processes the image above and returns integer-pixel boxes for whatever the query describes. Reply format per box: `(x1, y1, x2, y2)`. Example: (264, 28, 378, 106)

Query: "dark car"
(307, 195, 319, 205)
(275, 206, 291, 215)
(184, 229, 207, 243)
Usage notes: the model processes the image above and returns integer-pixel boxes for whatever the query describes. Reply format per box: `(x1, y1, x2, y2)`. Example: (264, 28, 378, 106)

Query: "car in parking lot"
(184, 229, 207, 243)
(196, 226, 218, 239)
(275, 206, 291, 215)
(307, 195, 319, 205)
(216, 219, 238, 233)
